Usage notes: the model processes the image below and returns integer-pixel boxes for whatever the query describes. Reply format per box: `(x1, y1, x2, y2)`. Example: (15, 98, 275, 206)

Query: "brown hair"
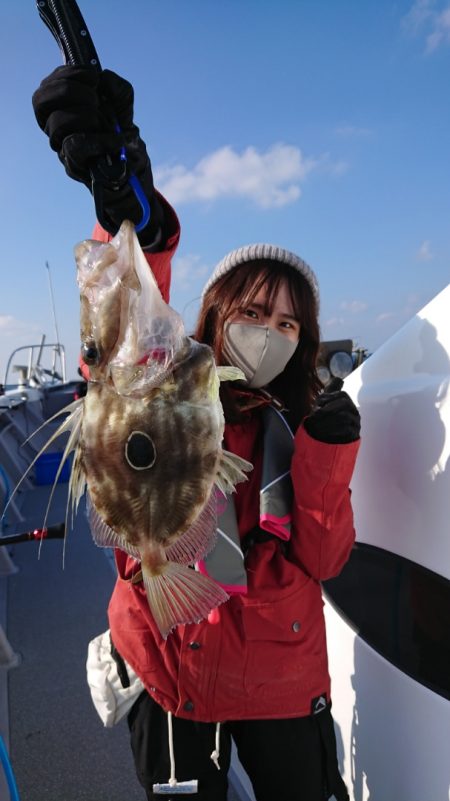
(194, 259, 322, 431)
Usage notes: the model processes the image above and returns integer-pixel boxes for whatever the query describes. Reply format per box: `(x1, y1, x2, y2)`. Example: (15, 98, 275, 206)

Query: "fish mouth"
(77, 221, 188, 393)
(109, 337, 195, 397)
(109, 357, 174, 396)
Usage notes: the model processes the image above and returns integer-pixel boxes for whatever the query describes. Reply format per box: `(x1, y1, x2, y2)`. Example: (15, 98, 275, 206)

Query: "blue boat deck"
(4, 504, 145, 800)
(1, 501, 250, 800)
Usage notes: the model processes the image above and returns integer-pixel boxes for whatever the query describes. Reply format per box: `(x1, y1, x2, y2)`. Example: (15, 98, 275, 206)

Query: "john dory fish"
(35, 221, 252, 637)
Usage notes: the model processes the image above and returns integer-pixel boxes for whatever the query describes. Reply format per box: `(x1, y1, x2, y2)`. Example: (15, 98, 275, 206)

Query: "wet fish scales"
(82, 374, 221, 546)
(17, 221, 252, 638)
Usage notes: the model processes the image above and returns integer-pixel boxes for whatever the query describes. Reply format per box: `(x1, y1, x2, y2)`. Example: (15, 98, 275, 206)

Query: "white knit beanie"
(202, 243, 320, 309)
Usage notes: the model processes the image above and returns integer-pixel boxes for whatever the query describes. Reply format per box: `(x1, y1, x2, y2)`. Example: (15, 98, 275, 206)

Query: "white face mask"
(223, 322, 298, 388)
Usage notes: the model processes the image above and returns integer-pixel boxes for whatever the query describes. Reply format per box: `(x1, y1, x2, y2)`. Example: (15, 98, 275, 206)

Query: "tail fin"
(142, 562, 228, 638)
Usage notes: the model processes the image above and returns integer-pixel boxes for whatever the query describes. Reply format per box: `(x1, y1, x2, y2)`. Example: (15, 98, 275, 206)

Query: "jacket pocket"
(240, 580, 325, 695)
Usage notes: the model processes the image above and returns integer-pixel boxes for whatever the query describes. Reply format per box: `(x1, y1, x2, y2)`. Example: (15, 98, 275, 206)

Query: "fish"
(17, 220, 252, 638)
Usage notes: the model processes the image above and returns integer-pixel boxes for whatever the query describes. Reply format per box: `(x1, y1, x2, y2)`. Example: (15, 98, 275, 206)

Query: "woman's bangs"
(233, 263, 295, 317)
(259, 264, 310, 323)
(233, 265, 271, 311)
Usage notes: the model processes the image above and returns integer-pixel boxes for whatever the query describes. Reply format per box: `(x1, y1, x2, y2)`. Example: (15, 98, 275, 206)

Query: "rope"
(210, 722, 221, 770)
(167, 711, 178, 787)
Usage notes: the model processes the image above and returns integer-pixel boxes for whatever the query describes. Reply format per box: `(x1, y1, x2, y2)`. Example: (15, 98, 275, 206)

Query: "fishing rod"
(36, 0, 151, 233)
(0, 523, 65, 547)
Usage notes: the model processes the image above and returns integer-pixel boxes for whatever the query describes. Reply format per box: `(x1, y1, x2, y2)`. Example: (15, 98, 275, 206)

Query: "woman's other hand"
(303, 384, 361, 444)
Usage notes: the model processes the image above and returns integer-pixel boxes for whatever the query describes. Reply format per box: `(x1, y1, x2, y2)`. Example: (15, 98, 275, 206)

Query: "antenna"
(45, 261, 61, 347)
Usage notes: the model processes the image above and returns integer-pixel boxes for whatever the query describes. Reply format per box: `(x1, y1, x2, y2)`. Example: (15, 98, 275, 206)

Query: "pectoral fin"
(215, 449, 253, 495)
(216, 366, 246, 382)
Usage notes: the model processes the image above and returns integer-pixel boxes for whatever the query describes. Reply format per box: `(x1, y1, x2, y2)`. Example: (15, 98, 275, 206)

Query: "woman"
(33, 66, 361, 801)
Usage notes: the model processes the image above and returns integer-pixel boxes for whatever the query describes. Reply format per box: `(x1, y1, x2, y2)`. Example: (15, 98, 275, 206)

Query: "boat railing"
(2, 337, 67, 392)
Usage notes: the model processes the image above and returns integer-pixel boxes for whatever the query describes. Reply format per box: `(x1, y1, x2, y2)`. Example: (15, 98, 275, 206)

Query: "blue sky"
(1, 1, 449, 380)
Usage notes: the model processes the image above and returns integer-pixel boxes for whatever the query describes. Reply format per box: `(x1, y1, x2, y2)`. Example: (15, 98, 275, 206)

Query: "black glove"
(32, 66, 163, 246)
(303, 386, 361, 444)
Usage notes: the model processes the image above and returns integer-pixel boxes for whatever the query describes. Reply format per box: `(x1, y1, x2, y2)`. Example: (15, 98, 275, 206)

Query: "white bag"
(86, 629, 144, 727)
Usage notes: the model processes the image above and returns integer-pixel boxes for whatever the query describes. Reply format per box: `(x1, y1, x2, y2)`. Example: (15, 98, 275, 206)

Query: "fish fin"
(216, 366, 246, 383)
(21, 398, 84, 447)
(215, 449, 253, 495)
(142, 562, 229, 638)
(1, 398, 84, 525)
(62, 445, 86, 568)
(68, 447, 86, 526)
(87, 496, 140, 560)
(165, 490, 217, 564)
(41, 402, 84, 530)
(39, 403, 84, 562)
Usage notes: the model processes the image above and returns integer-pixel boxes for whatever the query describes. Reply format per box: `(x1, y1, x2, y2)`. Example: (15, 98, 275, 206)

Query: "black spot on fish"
(125, 431, 156, 470)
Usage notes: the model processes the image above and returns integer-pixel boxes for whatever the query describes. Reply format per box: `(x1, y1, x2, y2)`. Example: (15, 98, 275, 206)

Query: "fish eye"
(81, 341, 101, 366)
(125, 431, 156, 470)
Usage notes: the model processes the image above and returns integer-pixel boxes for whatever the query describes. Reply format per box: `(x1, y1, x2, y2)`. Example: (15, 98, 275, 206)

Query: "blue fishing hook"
(115, 125, 151, 233)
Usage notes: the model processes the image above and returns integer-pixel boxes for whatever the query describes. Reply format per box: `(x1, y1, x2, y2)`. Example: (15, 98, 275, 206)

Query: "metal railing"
(3, 337, 67, 391)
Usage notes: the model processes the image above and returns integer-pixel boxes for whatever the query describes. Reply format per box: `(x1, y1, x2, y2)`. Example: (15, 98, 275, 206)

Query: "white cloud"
(417, 240, 433, 260)
(335, 125, 373, 138)
(326, 159, 350, 177)
(402, 0, 435, 34)
(0, 315, 40, 336)
(0, 316, 42, 378)
(0, 315, 16, 331)
(340, 300, 368, 313)
(172, 254, 209, 289)
(426, 6, 450, 50)
(402, 1, 450, 51)
(317, 152, 350, 177)
(155, 144, 322, 208)
(376, 311, 396, 323)
(322, 302, 368, 343)
(324, 316, 346, 327)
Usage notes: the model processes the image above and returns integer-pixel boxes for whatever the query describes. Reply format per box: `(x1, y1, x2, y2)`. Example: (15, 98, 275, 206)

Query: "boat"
(324, 283, 450, 801)
(0, 336, 85, 541)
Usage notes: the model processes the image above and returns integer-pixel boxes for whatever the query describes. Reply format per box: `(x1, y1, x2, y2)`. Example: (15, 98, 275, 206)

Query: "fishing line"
(45, 261, 62, 351)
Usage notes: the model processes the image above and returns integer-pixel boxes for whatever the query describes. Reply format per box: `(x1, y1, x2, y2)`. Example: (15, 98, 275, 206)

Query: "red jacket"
(93, 205, 360, 722)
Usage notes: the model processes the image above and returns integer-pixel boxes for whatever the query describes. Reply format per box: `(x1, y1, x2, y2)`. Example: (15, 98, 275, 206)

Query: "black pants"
(128, 693, 349, 801)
